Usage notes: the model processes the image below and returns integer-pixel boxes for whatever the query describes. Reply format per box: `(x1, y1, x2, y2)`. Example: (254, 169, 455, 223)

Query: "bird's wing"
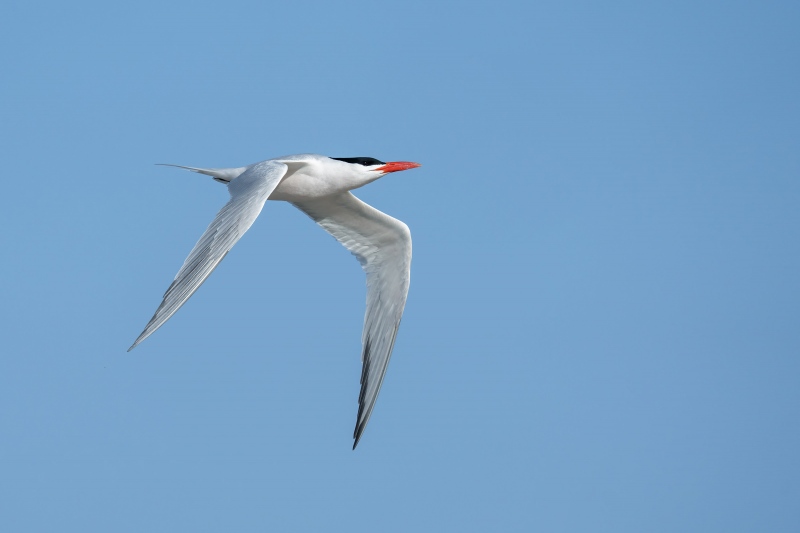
(129, 160, 288, 351)
(292, 192, 412, 448)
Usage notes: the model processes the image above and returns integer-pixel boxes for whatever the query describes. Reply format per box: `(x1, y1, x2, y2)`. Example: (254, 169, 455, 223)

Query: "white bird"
(128, 154, 420, 448)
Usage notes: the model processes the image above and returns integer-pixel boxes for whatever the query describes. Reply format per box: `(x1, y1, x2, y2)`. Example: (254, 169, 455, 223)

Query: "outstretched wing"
(293, 192, 412, 448)
(129, 160, 288, 350)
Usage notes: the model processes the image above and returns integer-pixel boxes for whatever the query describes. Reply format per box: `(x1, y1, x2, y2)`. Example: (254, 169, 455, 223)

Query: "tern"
(128, 153, 421, 448)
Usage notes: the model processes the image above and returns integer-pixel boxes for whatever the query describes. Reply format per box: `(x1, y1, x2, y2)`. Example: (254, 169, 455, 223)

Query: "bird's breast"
(268, 169, 344, 202)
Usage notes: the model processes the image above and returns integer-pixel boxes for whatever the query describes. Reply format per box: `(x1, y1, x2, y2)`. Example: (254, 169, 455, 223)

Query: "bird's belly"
(268, 171, 345, 202)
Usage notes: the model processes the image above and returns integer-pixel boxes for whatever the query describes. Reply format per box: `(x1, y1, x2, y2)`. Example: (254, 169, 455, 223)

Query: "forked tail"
(157, 163, 247, 183)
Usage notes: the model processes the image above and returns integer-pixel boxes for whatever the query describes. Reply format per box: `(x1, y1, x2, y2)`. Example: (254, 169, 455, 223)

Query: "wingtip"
(127, 334, 146, 352)
(352, 423, 365, 450)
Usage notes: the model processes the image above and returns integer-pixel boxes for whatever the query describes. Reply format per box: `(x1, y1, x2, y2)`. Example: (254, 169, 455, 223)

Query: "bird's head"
(331, 157, 421, 178)
(326, 156, 421, 191)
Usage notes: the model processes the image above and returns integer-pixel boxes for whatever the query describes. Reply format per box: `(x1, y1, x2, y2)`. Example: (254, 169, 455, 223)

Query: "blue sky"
(1, 0, 799, 531)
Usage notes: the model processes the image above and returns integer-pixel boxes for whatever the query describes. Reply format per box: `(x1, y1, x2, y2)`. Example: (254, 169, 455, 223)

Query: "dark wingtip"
(352, 418, 368, 449)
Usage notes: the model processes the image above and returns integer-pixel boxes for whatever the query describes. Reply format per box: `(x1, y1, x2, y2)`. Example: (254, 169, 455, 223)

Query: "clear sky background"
(1, 1, 799, 531)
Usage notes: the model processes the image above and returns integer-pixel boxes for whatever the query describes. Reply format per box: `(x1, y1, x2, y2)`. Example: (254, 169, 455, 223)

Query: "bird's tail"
(156, 163, 247, 183)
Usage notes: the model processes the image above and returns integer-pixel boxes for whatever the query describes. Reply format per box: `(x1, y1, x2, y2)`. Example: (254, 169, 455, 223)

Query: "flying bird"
(128, 153, 421, 448)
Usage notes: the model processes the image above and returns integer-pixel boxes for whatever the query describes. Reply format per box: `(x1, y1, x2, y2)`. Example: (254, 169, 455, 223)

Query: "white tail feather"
(156, 163, 247, 183)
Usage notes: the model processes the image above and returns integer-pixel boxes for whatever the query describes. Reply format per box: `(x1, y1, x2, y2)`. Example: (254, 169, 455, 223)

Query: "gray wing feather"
(129, 160, 288, 350)
(292, 192, 412, 448)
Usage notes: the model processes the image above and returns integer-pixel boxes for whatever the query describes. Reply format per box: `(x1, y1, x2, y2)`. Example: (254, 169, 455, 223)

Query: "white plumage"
(129, 153, 421, 448)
